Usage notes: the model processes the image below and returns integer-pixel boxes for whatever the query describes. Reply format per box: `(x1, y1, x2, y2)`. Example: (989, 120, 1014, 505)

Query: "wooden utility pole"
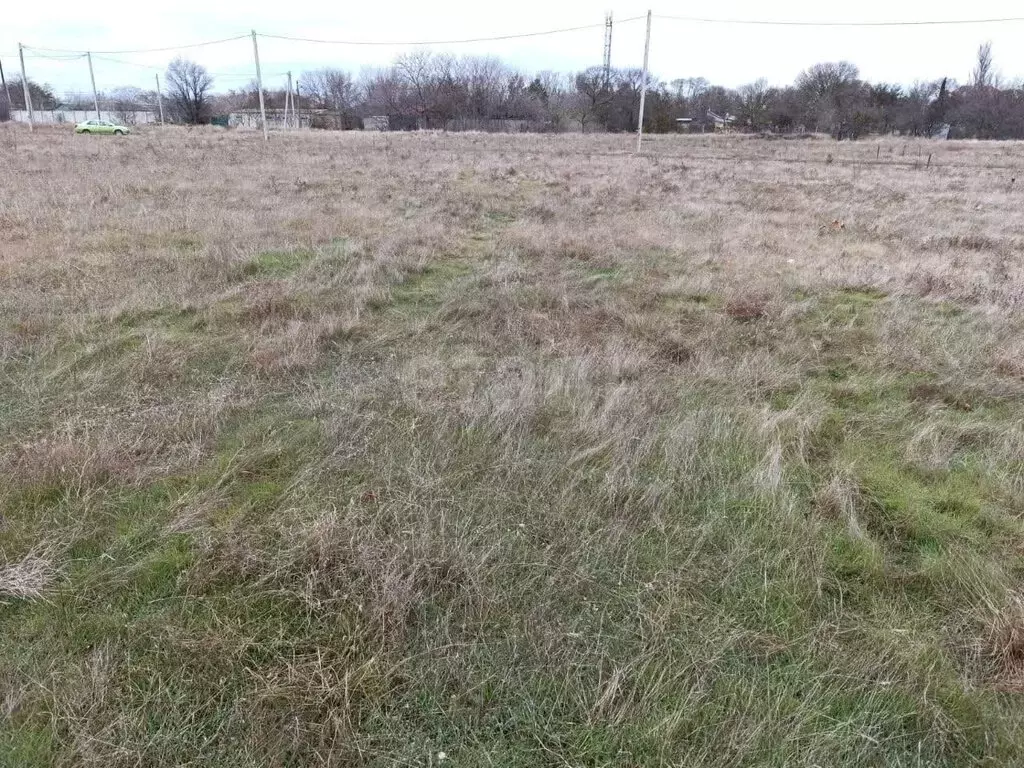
(18, 44, 33, 131)
(251, 30, 268, 141)
(635, 10, 651, 153)
(87, 52, 100, 120)
(155, 74, 164, 124)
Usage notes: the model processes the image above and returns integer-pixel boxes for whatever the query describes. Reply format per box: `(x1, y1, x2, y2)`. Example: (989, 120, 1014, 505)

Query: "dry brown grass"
(2, 123, 1024, 766)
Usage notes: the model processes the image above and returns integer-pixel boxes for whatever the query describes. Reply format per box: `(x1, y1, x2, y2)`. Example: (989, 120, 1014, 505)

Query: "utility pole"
(251, 30, 268, 141)
(636, 10, 651, 154)
(155, 73, 164, 124)
(18, 44, 33, 131)
(87, 52, 100, 120)
(286, 71, 293, 129)
(0, 58, 13, 120)
(603, 12, 613, 85)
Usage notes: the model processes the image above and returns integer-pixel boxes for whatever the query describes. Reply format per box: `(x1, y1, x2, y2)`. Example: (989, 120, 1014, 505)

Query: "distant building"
(706, 110, 737, 131)
(675, 112, 737, 133)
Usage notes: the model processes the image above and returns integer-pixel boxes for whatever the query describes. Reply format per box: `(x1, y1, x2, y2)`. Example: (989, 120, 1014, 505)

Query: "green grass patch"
(838, 285, 888, 303)
(0, 725, 54, 767)
(583, 266, 620, 284)
(388, 262, 472, 314)
(115, 306, 206, 336)
(241, 249, 315, 278)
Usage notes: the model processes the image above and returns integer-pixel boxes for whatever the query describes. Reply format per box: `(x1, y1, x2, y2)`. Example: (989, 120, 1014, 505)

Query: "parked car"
(74, 119, 130, 136)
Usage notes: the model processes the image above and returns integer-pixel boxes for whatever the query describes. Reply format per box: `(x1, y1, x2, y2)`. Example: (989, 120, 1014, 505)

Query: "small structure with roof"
(706, 110, 737, 131)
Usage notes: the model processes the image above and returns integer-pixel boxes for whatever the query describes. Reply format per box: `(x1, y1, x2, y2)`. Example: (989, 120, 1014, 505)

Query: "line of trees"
(5, 42, 1024, 139)
(224, 41, 1024, 139)
(2, 79, 59, 111)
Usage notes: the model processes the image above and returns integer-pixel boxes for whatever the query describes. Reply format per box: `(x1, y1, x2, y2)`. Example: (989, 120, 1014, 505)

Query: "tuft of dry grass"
(3, 123, 1024, 766)
(0, 549, 60, 602)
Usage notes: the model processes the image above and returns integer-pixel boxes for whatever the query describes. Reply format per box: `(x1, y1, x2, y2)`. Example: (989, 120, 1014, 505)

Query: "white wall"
(9, 110, 158, 126)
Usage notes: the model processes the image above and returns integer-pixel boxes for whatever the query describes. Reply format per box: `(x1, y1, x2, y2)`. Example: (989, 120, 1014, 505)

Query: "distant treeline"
(4, 42, 1022, 138)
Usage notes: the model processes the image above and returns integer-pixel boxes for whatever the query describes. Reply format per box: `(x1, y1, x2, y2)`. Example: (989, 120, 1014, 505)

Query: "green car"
(74, 119, 130, 136)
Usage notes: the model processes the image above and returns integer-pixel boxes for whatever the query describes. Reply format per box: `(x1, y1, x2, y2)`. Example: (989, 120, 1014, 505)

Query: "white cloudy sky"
(3, 1, 1023, 97)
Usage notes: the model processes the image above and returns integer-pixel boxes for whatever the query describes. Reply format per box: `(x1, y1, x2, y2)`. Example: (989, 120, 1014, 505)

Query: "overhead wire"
(11, 12, 1024, 97)
(90, 54, 262, 78)
(18, 18, 646, 57)
(13, 12, 1022, 60)
(24, 51, 88, 61)
(22, 34, 250, 56)
(10, 11, 1024, 58)
(257, 16, 646, 46)
(654, 13, 1024, 27)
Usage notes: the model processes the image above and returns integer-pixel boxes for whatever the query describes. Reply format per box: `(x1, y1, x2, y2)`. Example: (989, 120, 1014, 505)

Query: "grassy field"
(2, 124, 1024, 766)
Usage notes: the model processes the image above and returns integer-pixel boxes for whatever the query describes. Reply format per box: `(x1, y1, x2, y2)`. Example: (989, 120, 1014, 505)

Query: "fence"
(228, 109, 310, 130)
(9, 109, 159, 126)
(442, 118, 554, 133)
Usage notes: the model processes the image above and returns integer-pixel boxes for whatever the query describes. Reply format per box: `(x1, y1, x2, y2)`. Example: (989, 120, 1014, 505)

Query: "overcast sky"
(3, 1, 1024, 97)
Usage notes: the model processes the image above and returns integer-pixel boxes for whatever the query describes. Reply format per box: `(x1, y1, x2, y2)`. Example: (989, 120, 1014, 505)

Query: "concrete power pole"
(286, 71, 293, 129)
(87, 52, 100, 120)
(603, 12, 613, 84)
(635, 10, 651, 154)
(155, 74, 164, 124)
(251, 30, 268, 141)
(18, 44, 33, 131)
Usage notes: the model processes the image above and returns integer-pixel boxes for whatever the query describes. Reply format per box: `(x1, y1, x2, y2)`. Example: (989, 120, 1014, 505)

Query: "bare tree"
(460, 56, 508, 118)
(302, 68, 356, 112)
(738, 78, 771, 130)
(672, 77, 709, 102)
(796, 62, 859, 99)
(573, 67, 613, 131)
(795, 62, 861, 132)
(165, 58, 213, 124)
(531, 71, 570, 129)
(107, 86, 148, 125)
(972, 41, 995, 88)
(532, 71, 566, 102)
(300, 68, 359, 128)
(394, 50, 435, 122)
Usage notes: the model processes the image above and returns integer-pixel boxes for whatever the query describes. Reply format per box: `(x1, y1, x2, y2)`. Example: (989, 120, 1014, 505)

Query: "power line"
(23, 34, 249, 56)
(92, 56, 173, 71)
(12, 12, 1024, 62)
(655, 13, 1024, 28)
(257, 17, 645, 46)
(25, 52, 88, 61)
(91, 54, 262, 78)
(17, 17, 644, 63)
